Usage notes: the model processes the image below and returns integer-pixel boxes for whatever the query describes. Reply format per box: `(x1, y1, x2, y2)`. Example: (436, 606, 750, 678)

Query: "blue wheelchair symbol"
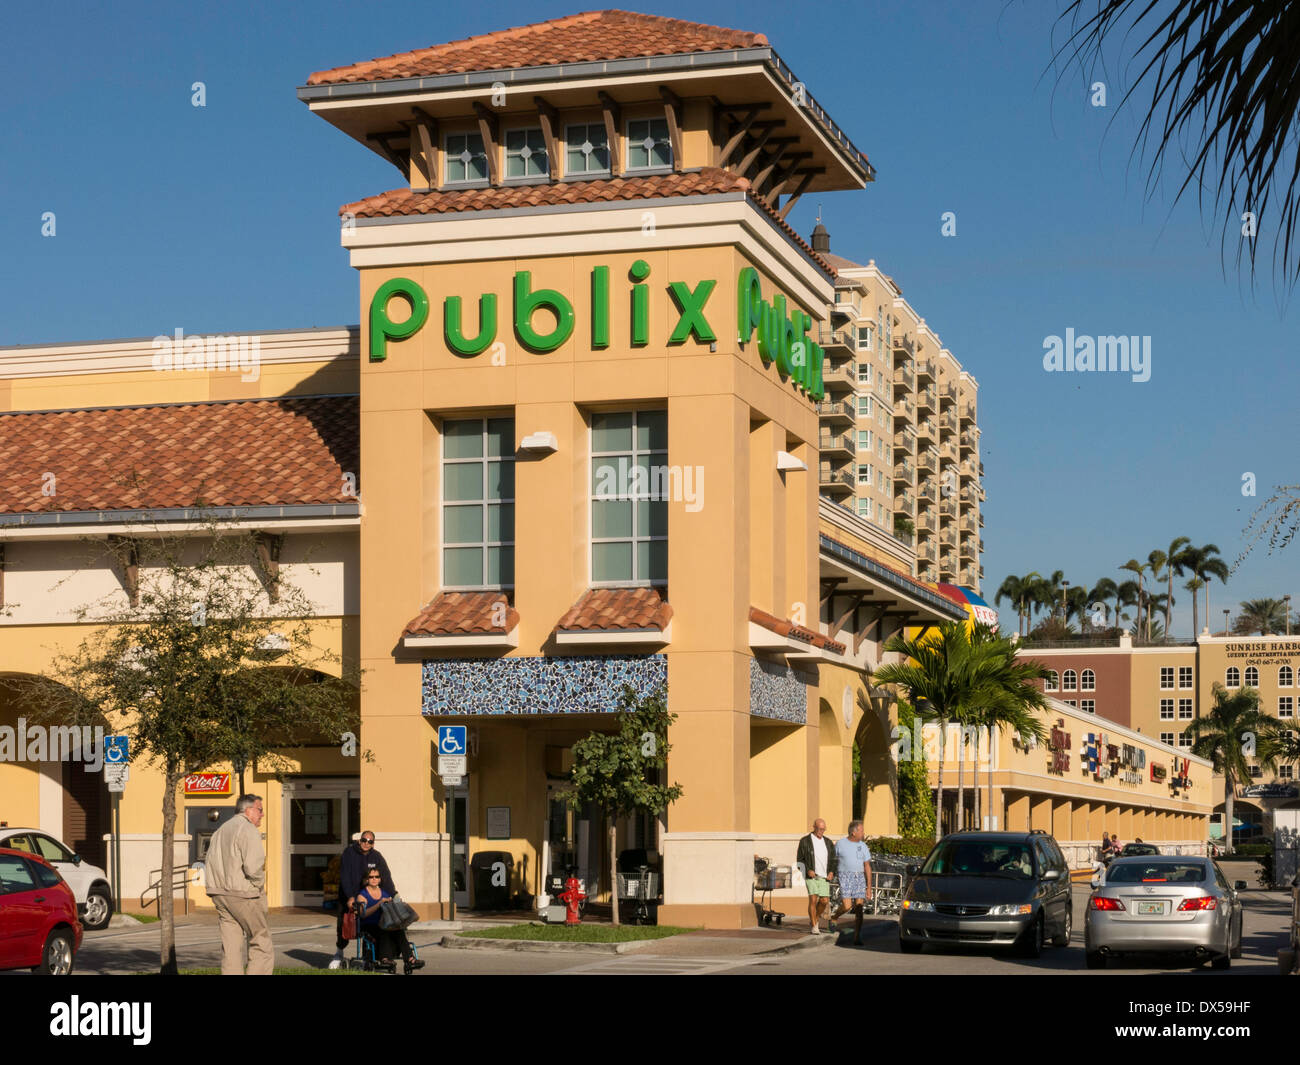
(105, 736, 129, 764)
(438, 726, 466, 756)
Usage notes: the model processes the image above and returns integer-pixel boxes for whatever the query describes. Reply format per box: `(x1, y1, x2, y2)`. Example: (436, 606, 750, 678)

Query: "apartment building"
(810, 226, 984, 593)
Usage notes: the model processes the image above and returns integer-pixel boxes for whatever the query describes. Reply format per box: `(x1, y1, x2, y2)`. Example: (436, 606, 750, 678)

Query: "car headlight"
(987, 904, 1033, 916)
(903, 900, 934, 912)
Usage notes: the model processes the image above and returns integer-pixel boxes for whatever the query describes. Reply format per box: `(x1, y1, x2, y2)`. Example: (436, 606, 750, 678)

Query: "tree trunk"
(956, 726, 965, 832)
(987, 726, 996, 830)
(609, 819, 620, 926)
(1166, 570, 1174, 639)
(972, 730, 981, 829)
(159, 764, 180, 974)
(1191, 589, 1199, 638)
(1223, 775, 1234, 857)
(934, 718, 946, 841)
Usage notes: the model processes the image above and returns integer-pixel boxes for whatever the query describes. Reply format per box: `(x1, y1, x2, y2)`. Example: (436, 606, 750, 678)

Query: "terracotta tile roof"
(0, 396, 358, 515)
(556, 586, 672, 632)
(749, 606, 846, 656)
(403, 591, 519, 637)
(307, 10, 768, 86)
(344, 168, 834, 275)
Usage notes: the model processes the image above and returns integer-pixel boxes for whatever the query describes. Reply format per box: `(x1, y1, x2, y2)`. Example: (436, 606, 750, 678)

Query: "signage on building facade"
(1048, 725, 1071, 774)
(366, 266, 827, 401)
(1150, 763, 1167, 782)
(184, 772, 232, 796)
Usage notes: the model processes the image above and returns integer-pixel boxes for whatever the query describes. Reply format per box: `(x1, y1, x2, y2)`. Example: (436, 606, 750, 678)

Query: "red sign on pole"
(184, 772, 232, 796)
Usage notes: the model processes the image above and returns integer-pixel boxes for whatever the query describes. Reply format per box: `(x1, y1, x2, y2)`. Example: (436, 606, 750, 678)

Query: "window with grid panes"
(1081, 700, 1095, 714)
(591, 410, 667, 585)
(445, 132, 489, 184)
(1281, 665, 1294, 687)
(565, 123, 609, 175)
(857, 464, 871, 485)
(1081, 669, 1095, 691)
(1160, 666, 1174, 689)
(856, 498, 870, 517)
(1245, 666, 1259, 686)
(1160, 699, 1174, 720)
(1179, 666, 1193, 689)
(858, 430, 871, 450)
(1226, 667, 1240, 687)
(857, 362, 871, 384)
(1178, 733, 1192, 749)
(505, 128, 548, 179)
(1063, 670, 1077, 691)
(1178, 698, 1193, 719)
(1280, 696, 1294, 719)
(626, 118, 672, 170)
(1282, 765, 1295, 780)
(1160, 732, 1174, 746)
(442, 418, 514, 588)
(858, 395, 871, 417)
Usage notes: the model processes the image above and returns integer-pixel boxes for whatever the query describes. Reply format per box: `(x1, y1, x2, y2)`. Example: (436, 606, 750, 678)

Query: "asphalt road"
(65, 882, 1291, 977)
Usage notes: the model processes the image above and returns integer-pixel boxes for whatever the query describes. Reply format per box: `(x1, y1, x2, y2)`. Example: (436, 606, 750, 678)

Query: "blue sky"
(4, 1, 1296, 636)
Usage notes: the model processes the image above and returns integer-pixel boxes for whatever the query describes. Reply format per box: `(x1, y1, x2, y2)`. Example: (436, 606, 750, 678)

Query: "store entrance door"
(283, 779, 360, 908)
(450, 784, 469, 909)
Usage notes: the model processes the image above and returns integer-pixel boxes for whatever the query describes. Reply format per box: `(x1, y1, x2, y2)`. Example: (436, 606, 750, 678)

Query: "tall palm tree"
(1183, 576, 1206, 634)
(1145, 549, 1171, 641)
(1044, 570, 1067, 619)
(1184, 544, 1229, 635)
(1120, 559, 1148, 637)
(1064, 586, 1089, 630)
(1116, 579, 1140, 635)
(1089, 578, 1118, 631)
(1162, 537, 1192, 638)
(1234, 598, 1290, 636)
(995, 572, 1041, 638)
(1185, 684, 1283, 855)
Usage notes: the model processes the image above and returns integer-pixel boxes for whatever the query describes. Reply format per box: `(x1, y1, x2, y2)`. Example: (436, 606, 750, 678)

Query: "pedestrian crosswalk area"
(556, 954, 765, 976)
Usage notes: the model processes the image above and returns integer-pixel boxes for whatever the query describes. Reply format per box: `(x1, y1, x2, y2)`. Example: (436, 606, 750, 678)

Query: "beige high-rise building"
(810, 225, 983, 592)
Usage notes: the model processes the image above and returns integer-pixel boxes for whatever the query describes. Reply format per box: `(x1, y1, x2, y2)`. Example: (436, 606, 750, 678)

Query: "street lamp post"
(1062, 580, 1070, 623)
(1222, 609, 1230, 637)
(1285, 594, 1292, 637)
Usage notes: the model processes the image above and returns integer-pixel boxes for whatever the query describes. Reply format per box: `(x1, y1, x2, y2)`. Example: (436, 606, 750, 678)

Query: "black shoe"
(404, 956, 425, 973)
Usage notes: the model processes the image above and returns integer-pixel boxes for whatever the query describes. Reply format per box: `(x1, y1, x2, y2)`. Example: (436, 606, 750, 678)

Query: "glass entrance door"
(283, 779, 360, 908)
(450, 784, 469, 908)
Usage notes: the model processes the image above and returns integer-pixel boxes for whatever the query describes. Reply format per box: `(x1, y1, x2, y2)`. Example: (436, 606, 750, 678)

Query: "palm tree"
(1044, 570, 1067, 619)
(1064, 586, 1089, 630)
(1120, 559, 1148, 637)
(873, 623, 1049, 841)
(1116, 579, 1140, 634)
(1233, 598, 1290, 636)
(1185, 684, 1283, 855)
(995, 572, 1041, 637)
(1162, 537, 1192, 638)
(1183, 544, 1229, 636)
(1183, 576, 1206, 635)
(1089, 578, 1118, 631)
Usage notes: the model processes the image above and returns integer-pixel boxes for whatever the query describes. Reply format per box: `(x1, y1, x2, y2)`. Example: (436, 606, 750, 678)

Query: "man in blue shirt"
(833, 820, 873, 946)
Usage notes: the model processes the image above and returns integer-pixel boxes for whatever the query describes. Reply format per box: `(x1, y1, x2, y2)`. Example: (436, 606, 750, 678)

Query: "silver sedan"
(1084, 856, 1245, 969)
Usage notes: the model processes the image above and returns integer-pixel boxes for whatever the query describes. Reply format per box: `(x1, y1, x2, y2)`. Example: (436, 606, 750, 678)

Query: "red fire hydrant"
(559, 875, 586, 925)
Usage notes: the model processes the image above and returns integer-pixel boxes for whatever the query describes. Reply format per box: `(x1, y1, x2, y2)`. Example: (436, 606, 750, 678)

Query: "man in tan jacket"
(204, 794, 272, 975)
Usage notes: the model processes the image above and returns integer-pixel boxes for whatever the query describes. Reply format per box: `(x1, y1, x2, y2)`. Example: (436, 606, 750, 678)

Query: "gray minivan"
(899, 829, 1074, 957)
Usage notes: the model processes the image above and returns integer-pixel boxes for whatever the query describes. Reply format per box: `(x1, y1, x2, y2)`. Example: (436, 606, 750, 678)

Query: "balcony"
(915, 360, 935, 383)
(960, 569, 979, 587)
(819, 430, 853, 456)
(960, 514, 979, 533)
(959, 537, 977, 561)
(893, 334, 915, 358)
(822, 359, 857, 388)
(960, 484, 985, 504)
(893, 365, 916, 391)
(917, 507, 935, 533)
(916, 387, 936, 413)
(817, 324, 855, 351)
(940, 383, 958, 407)
(917, 450, 937, 474)
(893, 396, 915, 425)
(940, 530, 958, 548)
(959, 430, 978, 455)
(896, 490, 916, 515)
(818, 464, 854, 494)
(960, 402, 977, 424)
(893, 459, 915, 484)
(918, 541, 937, 563)
(915, 418, 935, 445)
(939, 500, 957, 519)
(939, 441, 957, 463)
(894, 427, 917, 452)
(817, 398, 854, 422)
(833, 289, 863, 318)
(943, 412, 959, 435)
(959, 459, 977, 482)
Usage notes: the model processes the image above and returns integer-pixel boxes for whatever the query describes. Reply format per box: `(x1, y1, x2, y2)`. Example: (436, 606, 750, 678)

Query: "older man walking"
(204, 794, 273, 975)
(796, 818, 837, 935)
(833, 820, 873, 945)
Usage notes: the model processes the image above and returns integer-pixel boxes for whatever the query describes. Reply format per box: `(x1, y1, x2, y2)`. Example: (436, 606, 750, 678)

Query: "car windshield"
(1121, 844, 1158, 856)
(1106, 862, 1206, 884)
(920, 841, 1034, 878)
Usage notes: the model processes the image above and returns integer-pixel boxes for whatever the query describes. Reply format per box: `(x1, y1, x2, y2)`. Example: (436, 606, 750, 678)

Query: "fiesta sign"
(366, 265, 825, 400)
(184, 772, 232, 796)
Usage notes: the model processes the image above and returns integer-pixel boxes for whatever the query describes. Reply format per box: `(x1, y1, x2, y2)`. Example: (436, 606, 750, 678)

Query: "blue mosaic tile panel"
(422, 655, 667, 716)
(750, 657, 811, 723)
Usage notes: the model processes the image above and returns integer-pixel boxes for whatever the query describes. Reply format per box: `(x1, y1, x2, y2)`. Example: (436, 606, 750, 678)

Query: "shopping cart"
(865, 856, 910, 916)
(616, 867, 660, 925)
(753, 857, 790, 926)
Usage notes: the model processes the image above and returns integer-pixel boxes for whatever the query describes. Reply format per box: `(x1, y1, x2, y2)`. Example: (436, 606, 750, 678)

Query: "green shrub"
(865, 835, 934, 859)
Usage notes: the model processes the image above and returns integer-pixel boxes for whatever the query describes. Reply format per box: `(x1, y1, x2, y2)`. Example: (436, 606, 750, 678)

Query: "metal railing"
(817, 398, 854, 419)
(893, 459, 915, 481)
(817, 325, 855, 350)
(141, 866, 196, 916)
(819, 430, 853, 452)
(893, 366, 915, 391)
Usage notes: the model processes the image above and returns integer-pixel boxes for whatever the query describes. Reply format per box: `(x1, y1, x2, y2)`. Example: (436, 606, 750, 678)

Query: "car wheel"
(1017, 914, 1044, 958)
(36, 930, 75, 975)
(1085, 949, 1106, 969)
(898, 933, 923, 954)
(82, 886, 113, 931)
(1229, 915, 1243, 959)
(1051, 905, 1071, 948)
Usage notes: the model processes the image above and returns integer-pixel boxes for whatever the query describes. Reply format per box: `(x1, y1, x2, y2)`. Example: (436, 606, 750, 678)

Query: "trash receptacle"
(469, 851, 514, 910)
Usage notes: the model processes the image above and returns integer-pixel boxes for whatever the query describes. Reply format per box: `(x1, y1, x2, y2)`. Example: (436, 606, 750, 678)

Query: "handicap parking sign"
(104, 736, 129, 764)
(438, 725, 466, 756)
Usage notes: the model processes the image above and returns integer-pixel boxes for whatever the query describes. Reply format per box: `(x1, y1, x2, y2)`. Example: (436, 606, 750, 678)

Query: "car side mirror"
(1233, 881, 1246, 891)
(906, 864, 920, 877)
(1090, 874, 1101, 889)
(1042, 868, 1061, 881)
(72, 854, 83, 866)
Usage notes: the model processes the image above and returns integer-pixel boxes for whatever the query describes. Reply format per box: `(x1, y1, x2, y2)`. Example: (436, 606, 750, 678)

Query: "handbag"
(379, 895, 417, 931)
(341, 909, 358, 940)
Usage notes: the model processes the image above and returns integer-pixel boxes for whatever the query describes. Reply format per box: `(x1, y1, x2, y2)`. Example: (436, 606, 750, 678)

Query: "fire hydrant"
(559, 875, 586, 925)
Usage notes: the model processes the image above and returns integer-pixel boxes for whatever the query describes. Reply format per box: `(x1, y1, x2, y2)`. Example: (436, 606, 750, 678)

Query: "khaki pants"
(211, 894, 273, 975)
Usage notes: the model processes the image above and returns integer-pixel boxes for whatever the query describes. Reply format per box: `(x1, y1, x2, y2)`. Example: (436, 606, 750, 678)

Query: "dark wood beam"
(107, 535, 140, 608)
(366, 131, 410, 178)
(765, 152, 813, 199)
(718, 105, 762, 162)
(854, 606, 887, 656)
(659, 86, 683, 173)
(408, 107, 439, 187)
(533, 95, 562, 181)
(255, 532, 285, 603)
(472, 102, 501, 185)
(778, 168, 823, 220)
(751, 142, 795, 189)
(0, 542, 5, 608)
(833, 593, 867, 641)
(598, 91, 622, 176)
(735, 126, 776, 175)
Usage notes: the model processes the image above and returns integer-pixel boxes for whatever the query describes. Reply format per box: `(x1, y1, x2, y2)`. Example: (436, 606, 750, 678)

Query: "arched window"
(1081, 669, 1096, 691)
(1045, 670, 1058, 692)
(1063, 669, 1078, 691)
(1280, 665, 1294, 688)
(1245, 666, 1259, 687)
(1225, 667, 1240, 688)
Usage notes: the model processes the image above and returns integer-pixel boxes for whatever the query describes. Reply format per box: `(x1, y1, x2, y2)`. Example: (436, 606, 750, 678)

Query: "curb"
(439, 934, 659, 954)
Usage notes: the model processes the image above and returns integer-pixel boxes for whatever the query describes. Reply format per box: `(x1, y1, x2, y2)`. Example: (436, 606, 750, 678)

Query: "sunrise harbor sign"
(367, 264, 827, 401)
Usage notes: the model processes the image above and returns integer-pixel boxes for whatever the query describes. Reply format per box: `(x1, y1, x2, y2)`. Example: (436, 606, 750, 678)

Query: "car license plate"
(1137, 901, 1166, 915)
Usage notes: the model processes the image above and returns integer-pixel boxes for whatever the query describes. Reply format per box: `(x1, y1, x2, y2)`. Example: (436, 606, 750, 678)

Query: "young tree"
(6, 526, 361, 973)
(564, 684, 682, 926)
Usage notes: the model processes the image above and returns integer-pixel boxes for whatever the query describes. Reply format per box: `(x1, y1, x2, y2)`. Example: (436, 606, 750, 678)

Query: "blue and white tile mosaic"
(750, 657, 812, 723)
(422, 655, 667, 716)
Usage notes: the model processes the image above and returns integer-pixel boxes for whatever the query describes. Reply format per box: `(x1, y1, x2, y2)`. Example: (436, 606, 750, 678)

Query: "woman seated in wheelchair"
(355, 872, 424, 973)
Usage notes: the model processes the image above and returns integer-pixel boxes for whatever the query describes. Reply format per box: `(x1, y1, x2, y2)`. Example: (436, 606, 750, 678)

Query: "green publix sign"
(368, 262, 825, 400)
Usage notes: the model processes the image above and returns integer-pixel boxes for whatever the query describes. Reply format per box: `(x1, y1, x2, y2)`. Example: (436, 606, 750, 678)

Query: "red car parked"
(0, 847, 82, 974)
